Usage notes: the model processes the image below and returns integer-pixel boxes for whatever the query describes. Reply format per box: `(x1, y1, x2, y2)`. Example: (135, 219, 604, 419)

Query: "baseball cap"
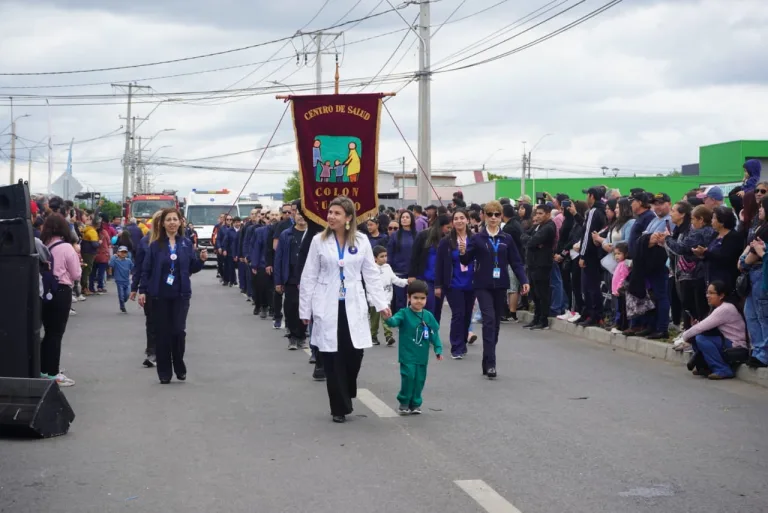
(630, 190, 652, 203)
(582, 186, 604, 199)
(652, 192, 671, 204)
(117, 246, 129, 252)
(516, 194, 532, 204)
(706, 186, 724, 202)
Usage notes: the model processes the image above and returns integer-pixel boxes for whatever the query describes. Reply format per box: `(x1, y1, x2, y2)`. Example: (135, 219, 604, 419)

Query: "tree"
(97, 199, 123, 220)
(283, 171, 301, 201)
(487, 172, 507, 181)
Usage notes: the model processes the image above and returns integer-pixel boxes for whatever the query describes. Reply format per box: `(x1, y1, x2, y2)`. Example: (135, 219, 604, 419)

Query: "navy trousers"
(153, 296, 191, 381)
(446, 288, 475, 357)
(475, 288, 507, 372)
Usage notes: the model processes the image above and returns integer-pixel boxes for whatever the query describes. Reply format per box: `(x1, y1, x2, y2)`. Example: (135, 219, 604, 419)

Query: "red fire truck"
(125, 191, 179, 224)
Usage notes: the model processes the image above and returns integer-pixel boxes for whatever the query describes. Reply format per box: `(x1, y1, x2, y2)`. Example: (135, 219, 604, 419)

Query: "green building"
(470, 140, 768, 203)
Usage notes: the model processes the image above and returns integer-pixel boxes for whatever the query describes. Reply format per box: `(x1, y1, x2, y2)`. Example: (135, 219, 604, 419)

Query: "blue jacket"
(125, 223, 143, 253)
(214, 223, 226, 250)
(248, 226, 269, 270)
(434, 236, 474, 290)
(387, 230, 415, 276)
(274, 227, 296, 286)
(131, 234, 150, 292)
(628, 209, 655, 259)
(225, 227, 241, 258)
(109, 254, 133, 284)
(139, 237, 203, 298)
(243, 223, 259, 260)
(743, 159, 762, 193)
(460, 229, 528, 290)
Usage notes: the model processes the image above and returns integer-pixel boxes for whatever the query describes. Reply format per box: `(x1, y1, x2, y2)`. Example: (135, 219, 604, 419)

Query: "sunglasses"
(485, 212, 502, 218)
(282, 211, 291, 214)
(388, 226, 399, 231)
(757, 189, 768, 194)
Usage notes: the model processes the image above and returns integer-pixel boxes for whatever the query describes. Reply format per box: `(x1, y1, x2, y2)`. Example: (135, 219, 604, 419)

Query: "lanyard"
(335, 235, 346, 283)
(169, 243, 177, 273)
(488, 236, 501, 266)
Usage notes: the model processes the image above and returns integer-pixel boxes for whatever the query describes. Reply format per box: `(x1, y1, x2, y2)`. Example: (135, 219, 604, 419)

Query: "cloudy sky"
(0, 0, 765, 200)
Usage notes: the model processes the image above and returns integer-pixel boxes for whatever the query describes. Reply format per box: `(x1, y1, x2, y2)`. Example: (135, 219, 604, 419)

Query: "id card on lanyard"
(166, 244, 177, 285)
(489, 236, 501, 279)
(335, 236, 346, 300)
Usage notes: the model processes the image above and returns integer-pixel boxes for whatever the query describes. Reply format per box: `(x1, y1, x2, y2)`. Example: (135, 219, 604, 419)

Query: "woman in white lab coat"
(300, 196, 391, 423)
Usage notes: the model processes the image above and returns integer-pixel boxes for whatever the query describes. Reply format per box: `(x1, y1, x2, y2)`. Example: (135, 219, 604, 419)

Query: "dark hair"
(393, 209, 414, 249)
(518, 203, 533, 219)
(502, 203, 516, 219)
(40, 213, 72, 244)
(437, 205, 448, 216)
(573, 200, 588, 219)
(412, 205, 423, 214)
(536, 203, 553, 214)
(713, 206, 736, 230)
(469, 211, 481, 223)
(613, 241, 629, 257)
(754, 197, 768, 242)
(407, 279, 428, 296)
(373, 245, 387, 258)
(424, 214, 452, 249)
(708, 280, 728, 297)
(615, 198, 633, 229)
(672, 201, 692, 238)
(691, 205, 713, 225)
(425, 205, 437, 212)
(157, 208, 185, 246)
(740, 192, 758, 236)
(499, 197, 511, 205)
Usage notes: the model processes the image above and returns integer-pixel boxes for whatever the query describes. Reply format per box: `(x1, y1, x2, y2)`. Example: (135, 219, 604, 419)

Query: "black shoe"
(222, 282, 229, 287)
(646, 332, 669, 340)
(176, 374, 186, 381)
(487, 367, 497, 379)
(332, 415, 345, 423)
(143, 358, 155, 368)
(386, 336, 396, 347)
(467, 334, 477, 345)
(636, 328, 654, 337)
(260, 309, 268, 319)
(253, 308, 259, 316)
(309, 353, 317, 364)
(530, 323, 550, 331)
(160, 378, 171, 384)
(372, 337, 381, 346)
(313, 365, 326, 381)
(500, 315, 510, 324)
(576, 317, 593, 327)
(747, 356, 768, 368)
(522, 321, 538, 329)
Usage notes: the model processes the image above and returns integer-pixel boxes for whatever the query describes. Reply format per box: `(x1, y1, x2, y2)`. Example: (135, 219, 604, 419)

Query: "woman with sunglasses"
(387, 210, 416, 314)
(460, 200, 529, 379)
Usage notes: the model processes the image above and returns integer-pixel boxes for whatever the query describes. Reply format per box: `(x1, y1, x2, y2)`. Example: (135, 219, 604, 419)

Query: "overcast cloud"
(0, 0, 765, 199)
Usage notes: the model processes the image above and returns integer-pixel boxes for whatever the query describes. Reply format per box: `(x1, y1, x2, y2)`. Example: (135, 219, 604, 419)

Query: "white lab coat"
(300, 232, 390, 352)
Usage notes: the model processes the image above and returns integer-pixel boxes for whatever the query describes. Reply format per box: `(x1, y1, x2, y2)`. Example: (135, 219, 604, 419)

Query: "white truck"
(185, 189, 240, 263)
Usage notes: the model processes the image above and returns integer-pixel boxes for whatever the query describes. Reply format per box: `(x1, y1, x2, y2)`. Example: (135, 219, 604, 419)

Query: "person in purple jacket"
(138, 209, 206, 384)
(435, 208, 476, 359)
(460, 200, 529, 379)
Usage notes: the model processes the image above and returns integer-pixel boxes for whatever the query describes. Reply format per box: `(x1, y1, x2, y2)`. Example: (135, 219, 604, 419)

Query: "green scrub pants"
(397, 362, 428, 408)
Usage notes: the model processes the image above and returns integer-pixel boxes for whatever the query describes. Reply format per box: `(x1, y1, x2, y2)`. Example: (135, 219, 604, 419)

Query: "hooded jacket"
(743, 159, 762, 193)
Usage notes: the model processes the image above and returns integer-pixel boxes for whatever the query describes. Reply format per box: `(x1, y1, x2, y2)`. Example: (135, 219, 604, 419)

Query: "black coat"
(526, 220, 556, 273)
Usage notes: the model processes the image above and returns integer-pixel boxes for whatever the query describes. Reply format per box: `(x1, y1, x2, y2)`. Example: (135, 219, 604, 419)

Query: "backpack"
(41, 241, 66, 302)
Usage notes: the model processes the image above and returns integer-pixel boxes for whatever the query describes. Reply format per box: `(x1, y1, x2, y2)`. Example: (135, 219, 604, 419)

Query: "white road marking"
(303, 347, 311, 356)
(356, 388, 399, 418)
(455, 480, 522, 513)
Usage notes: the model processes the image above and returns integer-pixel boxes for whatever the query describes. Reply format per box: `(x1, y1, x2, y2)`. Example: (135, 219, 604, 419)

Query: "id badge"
(492, 267, 501, 279)
(339, 285, 346, 300)
(423, 326, 430, 340)
(166, 273, 175, 285)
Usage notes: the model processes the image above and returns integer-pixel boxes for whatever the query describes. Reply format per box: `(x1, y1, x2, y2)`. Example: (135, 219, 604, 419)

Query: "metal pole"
(315, 34, 322, 94)
(520, 142, 527, 199)
(137, 136, 143, 194)
(9, 121, 16, 183)
(129, 116, 136, 197)
(416, 0, 432, 207)
(28, 148, 32, 189)
(121, 83, 133, 202)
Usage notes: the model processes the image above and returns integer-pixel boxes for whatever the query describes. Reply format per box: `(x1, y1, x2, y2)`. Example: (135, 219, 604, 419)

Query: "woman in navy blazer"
(138, 208, 207, 384)
(460, 200, 529, 379)
(435, 209, 476, 359)
(386, 210, 415, 313)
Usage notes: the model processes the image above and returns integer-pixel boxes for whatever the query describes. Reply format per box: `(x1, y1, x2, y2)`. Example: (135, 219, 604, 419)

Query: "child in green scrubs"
(385, 279, 443, 414)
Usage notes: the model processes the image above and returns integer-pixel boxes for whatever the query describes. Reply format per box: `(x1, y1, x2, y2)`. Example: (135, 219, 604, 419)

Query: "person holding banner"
(300, 196, 391, 423)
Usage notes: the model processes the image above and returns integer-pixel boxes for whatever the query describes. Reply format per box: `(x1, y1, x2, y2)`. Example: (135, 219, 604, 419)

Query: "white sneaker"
(556, 311, 572, 321)
(69, 309, 77, 316)
(611, 327, 623, 334)
(672, 336, 690, 352)
(53, 373, 75, 387)
(71, 295, 79, 303)
(567, 312, 582, 323)
(78, 294, 87, 301)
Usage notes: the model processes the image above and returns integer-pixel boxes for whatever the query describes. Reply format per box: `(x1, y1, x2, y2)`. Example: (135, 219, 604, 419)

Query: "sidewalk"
(518, 311, 768, 389)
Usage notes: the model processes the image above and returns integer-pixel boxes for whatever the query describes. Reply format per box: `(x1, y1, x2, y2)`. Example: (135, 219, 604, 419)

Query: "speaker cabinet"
(0, 218, 34, 256)
(0, 255, 41, 378)
(0, 378, 75, 438)
(0, 181, 31, 220)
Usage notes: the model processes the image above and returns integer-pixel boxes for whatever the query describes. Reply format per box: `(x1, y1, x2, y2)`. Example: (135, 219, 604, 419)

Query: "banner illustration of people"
(290, 93, 383, 227)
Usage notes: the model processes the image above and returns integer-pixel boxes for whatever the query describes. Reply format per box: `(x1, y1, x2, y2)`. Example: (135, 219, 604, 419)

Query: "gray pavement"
(2, 270, 767, 513)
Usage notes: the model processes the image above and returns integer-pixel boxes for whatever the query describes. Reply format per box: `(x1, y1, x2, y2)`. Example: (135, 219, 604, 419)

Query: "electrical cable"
(354, 14, 418, 93)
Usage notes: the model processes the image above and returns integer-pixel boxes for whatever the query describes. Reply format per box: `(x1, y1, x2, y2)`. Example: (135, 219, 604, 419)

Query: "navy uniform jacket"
(387, 230, 415, 276)
(131, 234, 151, 293)
(243, 222, 259, 261)
(460, 229, 528, 290)
(225, 227, 241, 258)
(274, 227, 306, 286)
(139, 237, 203, 298)
(248, 226, 269, 270)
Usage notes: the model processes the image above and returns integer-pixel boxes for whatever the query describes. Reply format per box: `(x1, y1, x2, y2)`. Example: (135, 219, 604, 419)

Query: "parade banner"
(290, 93, 382, 227)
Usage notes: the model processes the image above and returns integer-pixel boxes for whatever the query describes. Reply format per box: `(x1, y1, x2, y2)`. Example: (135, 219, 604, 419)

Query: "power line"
(355, 14, 418, 93)
(0, 4, 410, 76)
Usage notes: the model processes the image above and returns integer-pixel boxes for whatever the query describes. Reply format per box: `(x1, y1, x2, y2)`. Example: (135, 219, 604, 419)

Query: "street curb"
(516, 311, 768, 389)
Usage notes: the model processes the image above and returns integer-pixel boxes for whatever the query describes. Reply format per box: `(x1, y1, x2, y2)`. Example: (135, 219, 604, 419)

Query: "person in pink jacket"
(40, 214, 82, 387)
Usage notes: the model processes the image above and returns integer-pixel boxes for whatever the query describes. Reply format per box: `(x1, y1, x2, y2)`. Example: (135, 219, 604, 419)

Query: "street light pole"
(9, 114, 30, 183)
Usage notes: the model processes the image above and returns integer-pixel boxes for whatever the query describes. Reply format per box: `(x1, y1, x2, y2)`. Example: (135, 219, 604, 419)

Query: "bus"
(185, 189, 239, 262)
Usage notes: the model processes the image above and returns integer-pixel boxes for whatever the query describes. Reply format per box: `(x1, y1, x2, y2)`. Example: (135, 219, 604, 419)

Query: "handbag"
(600, 252, 618, 274)
(735, 272, 751, 298)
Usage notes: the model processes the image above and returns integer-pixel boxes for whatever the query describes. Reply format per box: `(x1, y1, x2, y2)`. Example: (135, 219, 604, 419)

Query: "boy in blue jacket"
(109, 246, 133, 313)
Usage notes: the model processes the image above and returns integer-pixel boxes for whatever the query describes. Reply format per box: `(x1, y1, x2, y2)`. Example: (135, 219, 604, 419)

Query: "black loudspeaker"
(0, 181, 31, 220)
(0, 255, 41, 378)
(0, 218, 34, 256)
(0, 378, 75, 438)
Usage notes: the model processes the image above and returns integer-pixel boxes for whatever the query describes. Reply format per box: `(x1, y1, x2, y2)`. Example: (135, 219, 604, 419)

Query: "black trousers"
(153, 296, 191, 381)
(144, 294, 157, 356)
(679, 278, 707, 329)
(321, 303, 363, 416)
(670, 276, 682, 327)
(570, 261, 584, 314)
(582, 264, 603, 321)
(284, 284, 306, 340)
(252, 267, 271, 311)
(216, 254, 224, 277)
(273, 289, 284, 322)
(531, 269, 552, 325)
(475, 288, 507, 372)
(40, 285, 72, 376)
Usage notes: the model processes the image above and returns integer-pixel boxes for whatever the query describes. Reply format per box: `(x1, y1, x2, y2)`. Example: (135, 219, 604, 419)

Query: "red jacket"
(95, 232, 111, 264)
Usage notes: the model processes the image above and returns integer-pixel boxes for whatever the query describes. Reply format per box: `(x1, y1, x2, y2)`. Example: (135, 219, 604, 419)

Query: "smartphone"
(561, 200, 571, 209)
(665, 220, 672, 233)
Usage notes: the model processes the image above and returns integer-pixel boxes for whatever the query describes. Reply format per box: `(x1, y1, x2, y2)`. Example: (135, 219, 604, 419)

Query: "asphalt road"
(2, 270, 767, 513)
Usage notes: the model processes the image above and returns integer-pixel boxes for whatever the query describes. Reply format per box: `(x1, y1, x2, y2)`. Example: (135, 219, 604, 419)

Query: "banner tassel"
(226, 102, 291, 215)
(382, 102, 443, 206)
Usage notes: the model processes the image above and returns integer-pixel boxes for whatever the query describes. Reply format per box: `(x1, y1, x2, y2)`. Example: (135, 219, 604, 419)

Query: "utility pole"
(27, 148, 32, 189)
(401, 156, 406, 200)
(9, 121, 16, 183)
(521, 142, 527, 199)
(416, 0, 432, 207)
(112, 82, 150, 202)
(297, 31, 341, 93)
(136, 136, 143, 194)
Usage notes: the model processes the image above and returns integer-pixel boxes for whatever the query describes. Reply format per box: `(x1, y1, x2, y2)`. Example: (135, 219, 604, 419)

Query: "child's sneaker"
(398, 404, 410, 415)
(386, 336, 396, 347)
(52, 373, 75, 387)
(120, 306, 127, 313)
(410, 406, 422, 415)
(372, 337, 380, 346)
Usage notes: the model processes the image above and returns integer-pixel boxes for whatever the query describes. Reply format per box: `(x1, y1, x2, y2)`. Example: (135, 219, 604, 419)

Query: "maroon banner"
(290, 93, 382, 228)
